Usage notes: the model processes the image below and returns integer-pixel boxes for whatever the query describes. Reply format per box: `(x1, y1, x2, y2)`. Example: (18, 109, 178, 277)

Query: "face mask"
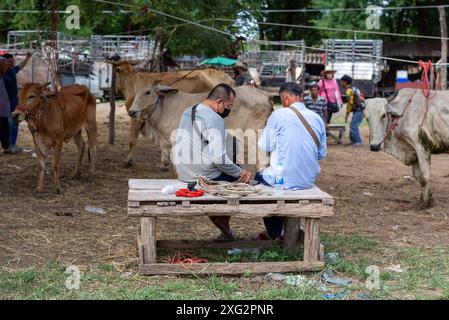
(219, 108, 232, 119)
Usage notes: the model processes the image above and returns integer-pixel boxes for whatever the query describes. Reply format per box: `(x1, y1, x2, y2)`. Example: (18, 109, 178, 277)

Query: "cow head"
(110, 60, 140, 76)
(15, 82, 52, 121)
(128, 80, 179, 119)
(364, 98, 389, 152)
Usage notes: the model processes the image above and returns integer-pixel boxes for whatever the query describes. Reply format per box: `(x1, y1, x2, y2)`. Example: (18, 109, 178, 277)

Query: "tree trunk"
(439, 6, 448, 90)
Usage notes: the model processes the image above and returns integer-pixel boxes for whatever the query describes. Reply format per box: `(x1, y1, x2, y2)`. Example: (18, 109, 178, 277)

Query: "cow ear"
(156, 85, 179, 95)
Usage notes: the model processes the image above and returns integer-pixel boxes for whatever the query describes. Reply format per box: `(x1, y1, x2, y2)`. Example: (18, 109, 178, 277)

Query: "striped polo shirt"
(304, 95, 327, 122)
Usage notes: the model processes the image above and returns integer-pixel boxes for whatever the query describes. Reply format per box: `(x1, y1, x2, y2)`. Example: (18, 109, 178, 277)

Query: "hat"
(321, 66, 337, 75)
(234, 61, 248, 71)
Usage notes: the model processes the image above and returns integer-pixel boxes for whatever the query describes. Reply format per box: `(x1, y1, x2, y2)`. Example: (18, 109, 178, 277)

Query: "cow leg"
(86, 121, 98, 181)
(159, 150, 172, 171)
(32, 133, 47, 193)
(53, 140, 63, 194)
(35, 146, 47, 193)
(72, 131, 85, 179)
(414, 148, 432, 208)
(126, 118, 141, 166)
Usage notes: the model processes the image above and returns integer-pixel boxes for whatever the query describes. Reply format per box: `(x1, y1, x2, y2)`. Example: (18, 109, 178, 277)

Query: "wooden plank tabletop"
(128, 179, 334, 203)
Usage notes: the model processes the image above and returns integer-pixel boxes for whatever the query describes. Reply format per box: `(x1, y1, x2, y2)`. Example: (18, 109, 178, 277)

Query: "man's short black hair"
(2, 53, 13, 59)
(207, 83, 236, 101)
(341, 75, 353, 85)
(279, 82, 302, 96)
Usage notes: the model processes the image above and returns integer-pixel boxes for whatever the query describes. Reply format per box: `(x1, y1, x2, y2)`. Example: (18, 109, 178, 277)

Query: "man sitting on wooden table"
(173, 83, 252, 241)
(256, 82, 328, 240)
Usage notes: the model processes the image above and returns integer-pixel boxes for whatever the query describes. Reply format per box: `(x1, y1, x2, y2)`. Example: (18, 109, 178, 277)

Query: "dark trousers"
(326, 110, 334, 124)
(0, 117, 9, 150)
(255, 173, 285, 239)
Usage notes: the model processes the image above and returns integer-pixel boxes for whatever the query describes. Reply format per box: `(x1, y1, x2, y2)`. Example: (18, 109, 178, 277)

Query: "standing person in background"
(341, 75, 366, 147)
(2, 52, 33, 154)
(304, 82, 329, 127)
(0, 57, 11, 153)
(233, 62, 253, 86)
(319, 66, 343, 124)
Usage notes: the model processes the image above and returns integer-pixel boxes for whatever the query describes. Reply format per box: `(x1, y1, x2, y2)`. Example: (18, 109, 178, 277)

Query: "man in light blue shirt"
(256, 82, 327, 239)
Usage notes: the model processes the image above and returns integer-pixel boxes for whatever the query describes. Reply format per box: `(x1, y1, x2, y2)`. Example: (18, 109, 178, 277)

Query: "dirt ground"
(1, 103, 448, 270)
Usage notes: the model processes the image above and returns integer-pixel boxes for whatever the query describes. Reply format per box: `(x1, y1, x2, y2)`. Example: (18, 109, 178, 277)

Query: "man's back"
(174, 103, 240, 183)
(258, 102, 327, 190)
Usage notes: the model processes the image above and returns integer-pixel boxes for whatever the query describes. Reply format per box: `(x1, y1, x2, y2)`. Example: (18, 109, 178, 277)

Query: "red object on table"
(175, 189, 205, 198)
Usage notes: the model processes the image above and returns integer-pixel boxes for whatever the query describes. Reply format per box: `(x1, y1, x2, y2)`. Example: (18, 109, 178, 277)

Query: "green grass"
(1, 233, 449, 300)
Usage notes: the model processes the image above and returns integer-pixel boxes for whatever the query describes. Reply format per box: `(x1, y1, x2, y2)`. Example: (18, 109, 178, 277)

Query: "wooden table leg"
(284, 218, 301, 250)
(304, 218, 320, 262)
(138, 217, 157, 264)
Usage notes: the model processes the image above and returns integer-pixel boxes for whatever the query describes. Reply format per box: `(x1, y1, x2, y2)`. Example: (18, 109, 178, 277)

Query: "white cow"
(365, 89, 449, 208)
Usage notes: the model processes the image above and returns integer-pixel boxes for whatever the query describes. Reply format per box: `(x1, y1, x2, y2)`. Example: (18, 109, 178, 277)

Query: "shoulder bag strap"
(321, 79, 331, 102)
(289, 107, 321, 149)
(191, 104, 209, 146)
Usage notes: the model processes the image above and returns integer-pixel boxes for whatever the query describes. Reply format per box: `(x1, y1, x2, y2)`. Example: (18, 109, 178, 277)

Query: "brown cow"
(15, 83, 97, 194)
(111, 60, 235, 166)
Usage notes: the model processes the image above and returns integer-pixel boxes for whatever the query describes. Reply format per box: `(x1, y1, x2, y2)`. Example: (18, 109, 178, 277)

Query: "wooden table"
(128, 179, 334, 276)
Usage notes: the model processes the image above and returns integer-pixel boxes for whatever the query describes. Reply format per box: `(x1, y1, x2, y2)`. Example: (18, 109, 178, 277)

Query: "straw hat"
(321, 66, 337, 75)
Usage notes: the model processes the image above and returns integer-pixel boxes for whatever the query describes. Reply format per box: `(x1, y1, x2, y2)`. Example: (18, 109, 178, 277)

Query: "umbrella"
(200, 56, 238, 67)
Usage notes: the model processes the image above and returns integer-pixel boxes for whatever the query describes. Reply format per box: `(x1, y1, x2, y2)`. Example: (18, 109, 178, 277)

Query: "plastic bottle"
(274, 163, 285, 196)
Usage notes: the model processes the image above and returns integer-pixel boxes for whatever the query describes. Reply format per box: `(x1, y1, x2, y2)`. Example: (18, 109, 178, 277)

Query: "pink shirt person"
(319, 78, 343, 106)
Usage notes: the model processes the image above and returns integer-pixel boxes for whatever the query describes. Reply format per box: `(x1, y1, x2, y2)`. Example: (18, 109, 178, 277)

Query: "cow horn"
(386, 91, 399, 104)
(156, 85, 178, 94)
(38, 82, 52, 90)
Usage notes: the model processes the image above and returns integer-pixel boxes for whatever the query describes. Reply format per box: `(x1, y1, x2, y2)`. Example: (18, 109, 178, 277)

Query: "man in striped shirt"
(304, 82, 328, 128)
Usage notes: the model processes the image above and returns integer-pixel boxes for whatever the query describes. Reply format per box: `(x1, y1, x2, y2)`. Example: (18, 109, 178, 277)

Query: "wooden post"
(139, 218, 157, 264)
(439, 6, 448, 90)
(109, 64, 117, 145)
(303, 218, 320, 262)
(284, 218, 301, 250)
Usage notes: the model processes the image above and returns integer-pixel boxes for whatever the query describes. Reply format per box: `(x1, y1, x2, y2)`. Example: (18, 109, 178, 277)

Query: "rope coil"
(197, 177, 262, 198)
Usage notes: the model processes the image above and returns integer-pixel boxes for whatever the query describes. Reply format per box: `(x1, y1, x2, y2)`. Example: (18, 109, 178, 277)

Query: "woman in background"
(319, 66, 343, 124)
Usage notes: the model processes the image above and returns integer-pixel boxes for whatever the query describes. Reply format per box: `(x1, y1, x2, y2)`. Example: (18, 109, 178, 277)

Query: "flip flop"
(213, 231, 237, 243)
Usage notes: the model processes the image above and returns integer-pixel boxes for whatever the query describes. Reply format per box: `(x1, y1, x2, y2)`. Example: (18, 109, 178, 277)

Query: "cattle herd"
(12, 60, 449, 209)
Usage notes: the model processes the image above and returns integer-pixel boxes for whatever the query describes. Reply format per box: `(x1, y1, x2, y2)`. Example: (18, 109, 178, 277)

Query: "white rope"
(216, 18, 449, 42)
(197, 177, 261, 198)
(93, 0, 234, 37)
(260, 4, 449, 13)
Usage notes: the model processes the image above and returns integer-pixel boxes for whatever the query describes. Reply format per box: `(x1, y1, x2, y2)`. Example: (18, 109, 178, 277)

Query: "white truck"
(324, 39, 383, 97)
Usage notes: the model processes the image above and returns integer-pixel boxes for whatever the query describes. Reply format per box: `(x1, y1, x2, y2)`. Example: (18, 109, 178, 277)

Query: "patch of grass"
(2, 233, 449, 300)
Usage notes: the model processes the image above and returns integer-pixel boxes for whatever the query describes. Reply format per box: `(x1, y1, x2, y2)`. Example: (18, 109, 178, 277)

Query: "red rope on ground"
(169, 252, 209, 270)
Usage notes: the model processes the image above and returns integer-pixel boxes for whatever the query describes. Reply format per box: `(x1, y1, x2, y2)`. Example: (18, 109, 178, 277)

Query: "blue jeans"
(255, 173, 284, 239)
(350, 110, 364, 144)
(8, 115, 19, 147)
(213, 173, 239, 183)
